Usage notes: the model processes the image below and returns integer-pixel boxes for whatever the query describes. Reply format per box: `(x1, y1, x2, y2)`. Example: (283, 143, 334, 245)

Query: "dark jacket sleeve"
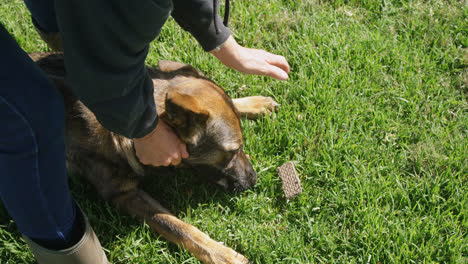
(54, 0, 230, 139)
(55, 0, 173, 138)
(171, 0, 231, 51)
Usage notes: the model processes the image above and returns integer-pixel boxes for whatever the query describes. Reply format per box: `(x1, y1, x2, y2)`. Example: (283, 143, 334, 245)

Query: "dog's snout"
(248, 171, 257, 186)
(232, 173, 257, 193)
(229, 163, 257, 192)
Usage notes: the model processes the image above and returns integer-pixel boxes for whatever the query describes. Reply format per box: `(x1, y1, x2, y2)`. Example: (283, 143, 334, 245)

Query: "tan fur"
(30, 52, 278, 264)
(232, 96, 279, 119)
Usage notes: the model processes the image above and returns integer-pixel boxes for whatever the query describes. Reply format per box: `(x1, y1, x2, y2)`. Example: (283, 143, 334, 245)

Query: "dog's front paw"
(233, 96, 280, 119)
(209, 244, 250, 264)
(257, 96, 280, 114)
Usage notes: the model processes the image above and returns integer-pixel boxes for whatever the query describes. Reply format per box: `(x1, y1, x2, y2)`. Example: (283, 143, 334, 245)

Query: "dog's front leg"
(67, 152, 249, 264)
(113, 189, 250, 264)
(232, 96, 279, 119)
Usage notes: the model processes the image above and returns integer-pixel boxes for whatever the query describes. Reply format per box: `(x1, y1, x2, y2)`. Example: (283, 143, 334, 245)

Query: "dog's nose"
(248, 171, 257, 186)
(231, 170, 257, 193)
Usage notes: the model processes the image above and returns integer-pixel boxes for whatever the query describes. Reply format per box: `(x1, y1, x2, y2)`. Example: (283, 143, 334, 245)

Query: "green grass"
(1, 0, 467, 263)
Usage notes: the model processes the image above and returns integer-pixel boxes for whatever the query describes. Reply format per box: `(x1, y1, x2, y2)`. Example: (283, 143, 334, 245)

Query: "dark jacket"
(55, 0, 231, 138)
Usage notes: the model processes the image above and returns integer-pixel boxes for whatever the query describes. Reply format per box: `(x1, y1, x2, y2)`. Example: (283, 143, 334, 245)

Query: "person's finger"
(162, 158, 171, 167)
(266, 53, 290, 74)
(263, 65, 289, 80)
(163, 147, 182, 166)
(171, 154, 182, 166)
(179, 143, 189, 159)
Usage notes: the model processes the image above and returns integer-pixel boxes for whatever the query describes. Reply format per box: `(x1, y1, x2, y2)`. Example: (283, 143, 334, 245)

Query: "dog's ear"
(158, 60, 204, 77)
(158, 60, 187, 72)
(161, 91, 209, 145)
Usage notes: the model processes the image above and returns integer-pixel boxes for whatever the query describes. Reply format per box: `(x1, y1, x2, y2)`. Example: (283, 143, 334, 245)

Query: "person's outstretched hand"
(134, 120, 189, 167)
(210, 36, 290, 80)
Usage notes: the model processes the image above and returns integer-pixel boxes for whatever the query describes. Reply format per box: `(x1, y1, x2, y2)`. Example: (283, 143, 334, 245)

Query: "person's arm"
(171, 0, 231, 52)
(55, 0, 172, 139)
(171, 0, 290, 80)
(55, 0, 188, 166)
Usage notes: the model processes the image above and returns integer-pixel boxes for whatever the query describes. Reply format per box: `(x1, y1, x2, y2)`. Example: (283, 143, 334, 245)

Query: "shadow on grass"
(65, 165, 253, 255)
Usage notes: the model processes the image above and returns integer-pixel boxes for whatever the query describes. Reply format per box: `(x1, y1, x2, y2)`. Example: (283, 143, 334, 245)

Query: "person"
(0, 0, 290, 263)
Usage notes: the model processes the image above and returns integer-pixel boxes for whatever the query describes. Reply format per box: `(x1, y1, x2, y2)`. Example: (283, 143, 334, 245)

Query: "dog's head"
(157, 61, 257, 192)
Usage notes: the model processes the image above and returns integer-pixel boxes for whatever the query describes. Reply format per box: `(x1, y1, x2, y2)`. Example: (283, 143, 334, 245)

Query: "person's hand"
(134, 120, 189, 167)
(210, 36, 290, 80)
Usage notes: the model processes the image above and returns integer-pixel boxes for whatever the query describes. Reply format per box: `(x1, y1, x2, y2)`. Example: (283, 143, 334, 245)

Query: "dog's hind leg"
(232, 96, 279, 119)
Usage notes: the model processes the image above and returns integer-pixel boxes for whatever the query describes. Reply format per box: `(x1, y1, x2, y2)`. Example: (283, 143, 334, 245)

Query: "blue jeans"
(0, 1, 78, 249)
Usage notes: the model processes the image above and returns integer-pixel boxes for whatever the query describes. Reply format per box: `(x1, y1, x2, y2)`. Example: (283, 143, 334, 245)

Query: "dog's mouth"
(214, 173, 255, 193)
(190, 164, 257, 193)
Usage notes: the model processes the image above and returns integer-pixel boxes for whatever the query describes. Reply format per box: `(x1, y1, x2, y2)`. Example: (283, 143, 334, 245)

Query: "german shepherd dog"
(30, 53, 279, 264)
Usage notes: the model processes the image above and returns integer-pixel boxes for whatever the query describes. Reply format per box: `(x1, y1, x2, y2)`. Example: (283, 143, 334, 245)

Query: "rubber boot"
(33, 20, 62, 51)
(23, 209, 110, 264)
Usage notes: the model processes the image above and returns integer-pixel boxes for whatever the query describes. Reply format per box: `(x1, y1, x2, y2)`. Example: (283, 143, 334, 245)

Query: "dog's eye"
(228, 148, 239, 154)
(228, 144, 243, 155)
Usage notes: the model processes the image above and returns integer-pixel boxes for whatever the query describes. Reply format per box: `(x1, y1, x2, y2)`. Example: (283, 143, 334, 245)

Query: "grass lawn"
(1, 0, 467, 263)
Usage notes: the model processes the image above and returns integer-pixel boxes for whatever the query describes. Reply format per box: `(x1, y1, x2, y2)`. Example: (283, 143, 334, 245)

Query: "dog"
(29, 52, 279, 264)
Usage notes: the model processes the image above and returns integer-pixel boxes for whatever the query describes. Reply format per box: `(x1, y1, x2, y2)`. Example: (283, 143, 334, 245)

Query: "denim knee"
(0, 22, 74, 243)
(0, 91, 74, 241)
